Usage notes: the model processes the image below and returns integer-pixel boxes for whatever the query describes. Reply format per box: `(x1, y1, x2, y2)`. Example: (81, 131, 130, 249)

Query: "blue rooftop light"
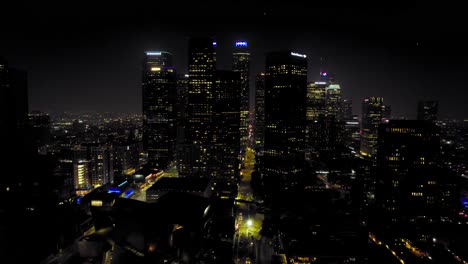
(235, 41, 248, 47)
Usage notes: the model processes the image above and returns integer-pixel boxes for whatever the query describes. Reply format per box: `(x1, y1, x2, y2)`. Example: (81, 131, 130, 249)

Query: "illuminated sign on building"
(290, 52, 307, 58)
(91, 200, 103, 207)
(151, 67, 161, 72)
(314, 82, 327, 85)
(213, 41, 217, 47)
(235, 41, 248, 47)
(321, 72, 328, 76)
(146, 52, 162, 56)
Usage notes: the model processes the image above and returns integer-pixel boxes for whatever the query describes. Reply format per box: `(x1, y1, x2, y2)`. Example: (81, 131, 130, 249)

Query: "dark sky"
(1, 1, 467, 119)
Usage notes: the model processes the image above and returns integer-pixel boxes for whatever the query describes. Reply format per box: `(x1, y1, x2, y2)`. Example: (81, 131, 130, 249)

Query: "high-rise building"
(417, 101, 438, 121)
(254, 73, 265, 156)
(176, 74, 189, 146)
(382, 105, 391, 123)
(343, 99, 353, 120)
(179, 37, 216, 177)
(88, 144, 114, 187)
(0, 58, 31, 190)
(233, 41, 251, 153)
(142, 51, 177, 169)
(376, 120, 457, 239)
(263, 51, 307, 188)
(344, 115, 361, 150)
(325, 84, 343, 121)
(74, 159, 90, 190)
(306, 82, 327, 121)
(307, 81, 344, 153)
(113, 139, 142, 178)
(29, 111, 51, 153)
(360, 97, 384, 157)
(212, 70, 241, 181)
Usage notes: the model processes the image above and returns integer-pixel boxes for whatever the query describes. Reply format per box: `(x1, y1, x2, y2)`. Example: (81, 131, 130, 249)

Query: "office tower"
(376, 120, 457, 239)
(142, 51, 177, 169)
(417, 101, 438, 121)
(254, 73, 265, 156)
(53, 159, 75, 199)
(306, 82, 327, 121)
(88, 144, 114, 187)
(307, 81, 344, 153)
(212, 70, 241, 181)
(233, 41, 251, 153)
(360, 97, 384, 157)
(343, 99, 353, 120)
(176, 74, 189, 146)
(113, 139, 142, 178)
(179, 37, 216, 177)
(325, 83, 343, 121)
(263, 51, 307, 188)
(29, 111, 51, 153)
(0, 59, 31, 189)
(74, 159, 90, 190)
(344, 115, 361, 150)
(382, 105, 391, 123)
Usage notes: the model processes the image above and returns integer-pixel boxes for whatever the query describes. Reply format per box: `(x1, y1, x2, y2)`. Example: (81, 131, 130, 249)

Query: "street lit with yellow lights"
(234, 147, 269, 264)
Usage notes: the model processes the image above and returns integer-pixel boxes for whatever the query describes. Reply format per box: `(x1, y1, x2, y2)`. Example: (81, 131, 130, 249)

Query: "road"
(233, 147, 274, 264)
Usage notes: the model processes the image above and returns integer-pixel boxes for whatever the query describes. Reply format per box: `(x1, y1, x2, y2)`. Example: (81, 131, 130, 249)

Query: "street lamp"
(247, 219, 253, 227)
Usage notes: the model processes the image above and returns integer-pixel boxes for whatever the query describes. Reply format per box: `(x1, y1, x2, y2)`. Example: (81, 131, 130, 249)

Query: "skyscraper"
(212, 70, 241, 181)
(343, 99, 353, 120)
(179, 37, 216, 177)
(142, 51, 177, 169)
(29, 111, 51, 153)
(417, 101, 438, 121)
(0, 58, 31, 189)
(381, 105, 391, 123)
(376, 120, 457, 239)
(254, 73, 265, 156)
(88, 144, 114, 187)
(176, 74, 189, 146)
(325, 83, 343, 121)
(263, 51, 307, 188)
(360, 97, 384, 157)
(307, 81, 344, 153)
(232, 41, 250, 153)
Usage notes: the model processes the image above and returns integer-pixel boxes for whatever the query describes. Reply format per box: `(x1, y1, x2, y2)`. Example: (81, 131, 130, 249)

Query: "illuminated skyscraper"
(179, 37, 216, 177)
(325, 83, 343, 121)
(360, 97, 383, 157)
(417, 100, 438, 121)
(88, 144, 114, 187)
(233, 41, 250, 153)
(212, 70, 241, 181)
(254, 73, 265, 156)
(306, 82, 327, 121)
(376, 120, 457, 239)
(142, 51, 177, 169)
(263, 51, 307, 188)
(307, 81, 344, 153)
(74, 159, 90, 190)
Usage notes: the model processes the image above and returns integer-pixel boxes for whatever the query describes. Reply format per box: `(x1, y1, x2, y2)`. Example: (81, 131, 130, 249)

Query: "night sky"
(1, 1, 467, 119)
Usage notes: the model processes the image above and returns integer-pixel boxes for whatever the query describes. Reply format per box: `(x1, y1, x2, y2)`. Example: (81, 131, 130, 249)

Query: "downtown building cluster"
(1, 35, 468, 264)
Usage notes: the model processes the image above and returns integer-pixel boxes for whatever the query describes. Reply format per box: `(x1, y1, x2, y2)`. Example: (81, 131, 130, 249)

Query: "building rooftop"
(147, 177, 212, 193)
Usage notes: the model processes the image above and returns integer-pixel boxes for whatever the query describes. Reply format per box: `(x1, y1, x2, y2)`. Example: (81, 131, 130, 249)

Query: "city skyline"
(1, 4, 468, 119)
